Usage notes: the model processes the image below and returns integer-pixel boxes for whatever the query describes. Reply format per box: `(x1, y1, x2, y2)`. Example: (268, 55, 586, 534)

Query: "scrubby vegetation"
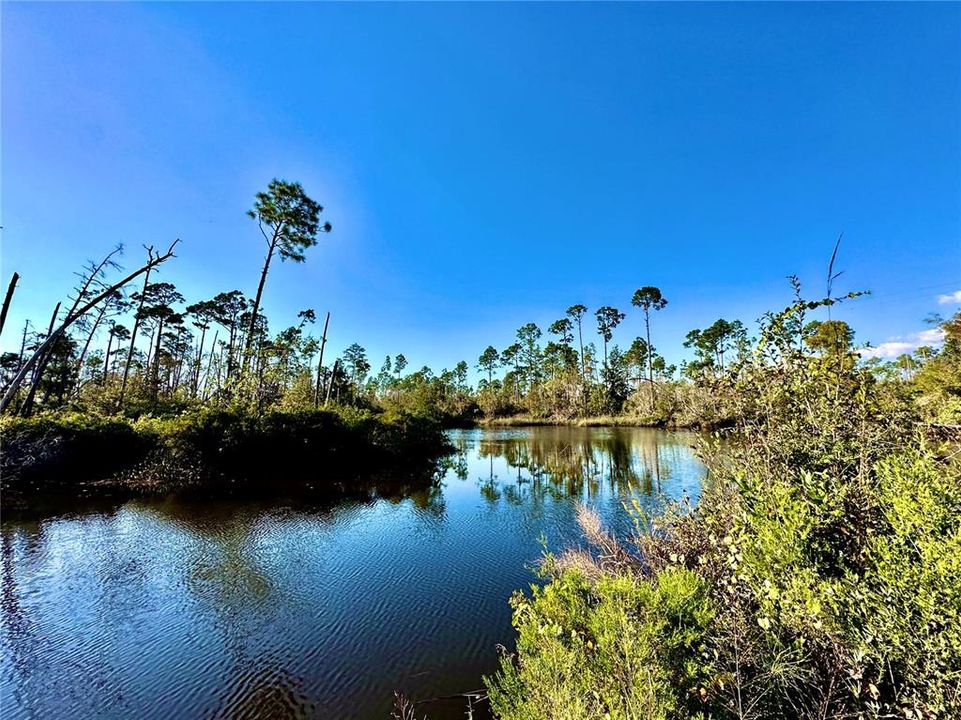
(1, 407, 451, 510)
(485, 292, 961, 720)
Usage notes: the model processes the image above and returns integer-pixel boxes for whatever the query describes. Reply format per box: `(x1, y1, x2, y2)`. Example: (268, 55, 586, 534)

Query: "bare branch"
(0, 240, 179, 413)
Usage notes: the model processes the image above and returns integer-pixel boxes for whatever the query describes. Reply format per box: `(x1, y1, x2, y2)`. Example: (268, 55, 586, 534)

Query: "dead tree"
(0, 272, 19, 337)
(324, 358, 339, 407)
(0, 241, 179, 415)
(18, 248, 124, 413)
(118, 251, 156, 408)
(19, 303, 61, 416)
(313, 311, 330, 408)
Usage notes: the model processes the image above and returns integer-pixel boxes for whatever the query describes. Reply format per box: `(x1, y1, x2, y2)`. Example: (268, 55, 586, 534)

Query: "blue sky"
(3, 2, 959, 376)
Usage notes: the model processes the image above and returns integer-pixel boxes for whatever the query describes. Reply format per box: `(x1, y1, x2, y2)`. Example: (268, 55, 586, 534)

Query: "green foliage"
(913, 312, 961, 424)
(488, 567, 715, 720)
(378, 365, 478, 426)
(248, 178, 331, 263)
(0, 412, 154, 495)
(141, 406, 448, 481)
(488, 288, 961, 720)
(846, 451, 961, 715)
(1, 406, 451, 507)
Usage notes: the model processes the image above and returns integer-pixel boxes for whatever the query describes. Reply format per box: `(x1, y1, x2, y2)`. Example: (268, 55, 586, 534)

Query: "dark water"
(0, 426, 704, 719)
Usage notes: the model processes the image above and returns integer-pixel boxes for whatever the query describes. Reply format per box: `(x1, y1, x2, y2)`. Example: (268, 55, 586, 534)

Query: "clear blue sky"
(3, 2, 959, 375)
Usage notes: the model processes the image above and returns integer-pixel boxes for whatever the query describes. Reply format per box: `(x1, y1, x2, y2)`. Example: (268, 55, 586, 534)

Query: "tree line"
(1, 180, 339, 416)
(1, 185, 955, 429)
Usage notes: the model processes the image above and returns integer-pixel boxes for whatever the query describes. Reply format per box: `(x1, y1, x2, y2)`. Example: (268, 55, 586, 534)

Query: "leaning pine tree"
(242, 179, 331, 387)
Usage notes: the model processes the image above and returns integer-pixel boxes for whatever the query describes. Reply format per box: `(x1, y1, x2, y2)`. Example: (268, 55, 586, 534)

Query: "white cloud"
(937, 290, 961, 305)
(860, 342, 916, 360)
(860, 327, 946, 360)
(916, 328, 946, 345)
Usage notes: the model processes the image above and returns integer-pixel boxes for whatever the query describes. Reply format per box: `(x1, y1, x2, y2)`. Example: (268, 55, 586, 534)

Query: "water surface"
(1, 426, 704, 719)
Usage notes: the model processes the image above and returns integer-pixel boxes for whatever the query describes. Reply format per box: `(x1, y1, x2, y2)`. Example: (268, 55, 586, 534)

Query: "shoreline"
(475, 415, 719, 430)
(0, 409, 453, 514)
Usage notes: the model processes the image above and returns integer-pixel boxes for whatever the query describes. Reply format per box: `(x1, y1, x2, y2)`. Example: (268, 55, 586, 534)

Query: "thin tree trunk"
(74, 304, 107, 391)
(172, 329, 186, 394)
(18, 321, 29, 373)
(119, 264, 154, 408)
(0, 272, 20, 337)
(324, 359, 339, 407)
(577, 319, 586, 414)
(151, 320, 164, 402)
(20, 303, 61, 416)
(102, 333, 114, 383)
(193, 324, 207, 398)
(200, 330, 218, 400)
(243, 237, 277, 371)
(225, 324, 237, 380)
(313, 311, 330, 408)
(256, 349, 267, 411)
(144, 327, 156, 390)
(644, 310, 655, 413)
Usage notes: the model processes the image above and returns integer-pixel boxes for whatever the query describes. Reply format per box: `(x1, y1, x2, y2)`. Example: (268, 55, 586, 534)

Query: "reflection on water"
(0, 427, 704, 720)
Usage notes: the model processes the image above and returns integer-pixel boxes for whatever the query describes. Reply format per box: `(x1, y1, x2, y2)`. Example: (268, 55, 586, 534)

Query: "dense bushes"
(0, 412, 155, 490)
(487, 296, 961, 719)
(143, 407, 449, 480)
(488, 566, 716, 720)
(1, 407, 451, 506)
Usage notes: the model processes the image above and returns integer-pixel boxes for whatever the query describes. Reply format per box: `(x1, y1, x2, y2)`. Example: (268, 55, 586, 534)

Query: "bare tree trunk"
(644, 310, 655, 413)
(102, 332, 114, 383)
(243, 236, 277, 372)
(17, 321, 29, 372)
(0, 272, 20, 337)
(2, 241, 178, 415)
(143, 327, 156, 390)
(20, 303, 61, 416)
(119, 257, 155, 408)
(200, 330, 218, 400)
(224, 325, 235, 380)
(74, 304, 108, 392)
(192, 324, 208, 398)
(577, 318, 586, 414)
(313, 311, 330, 408)
(150, 319, 165, 402)
(172, 329, 186, 394)
(324, 359, 339, 407)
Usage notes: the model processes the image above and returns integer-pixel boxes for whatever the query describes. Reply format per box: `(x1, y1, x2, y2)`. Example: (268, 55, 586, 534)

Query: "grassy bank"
(1, 407, 453, 510)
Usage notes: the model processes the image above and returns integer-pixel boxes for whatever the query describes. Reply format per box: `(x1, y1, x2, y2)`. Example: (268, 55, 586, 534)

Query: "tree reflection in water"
(471, 426, 701, 518)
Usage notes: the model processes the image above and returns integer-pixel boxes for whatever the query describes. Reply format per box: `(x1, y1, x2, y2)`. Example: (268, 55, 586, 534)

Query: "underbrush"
(1, 407, 452, 507)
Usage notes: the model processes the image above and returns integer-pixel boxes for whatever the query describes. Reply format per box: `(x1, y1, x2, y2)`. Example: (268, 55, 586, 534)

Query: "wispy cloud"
(860, 327, 946, 360)
(937, 290, 961, 305)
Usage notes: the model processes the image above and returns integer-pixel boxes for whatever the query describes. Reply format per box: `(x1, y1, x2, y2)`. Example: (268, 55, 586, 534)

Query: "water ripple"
(1, 427, 704, 720)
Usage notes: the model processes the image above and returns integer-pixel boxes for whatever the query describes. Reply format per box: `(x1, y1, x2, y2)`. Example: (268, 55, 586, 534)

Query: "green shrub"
(488, 566, 715, 720)
(1, 412, 154, 489)
(843, 451, 961, 716)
